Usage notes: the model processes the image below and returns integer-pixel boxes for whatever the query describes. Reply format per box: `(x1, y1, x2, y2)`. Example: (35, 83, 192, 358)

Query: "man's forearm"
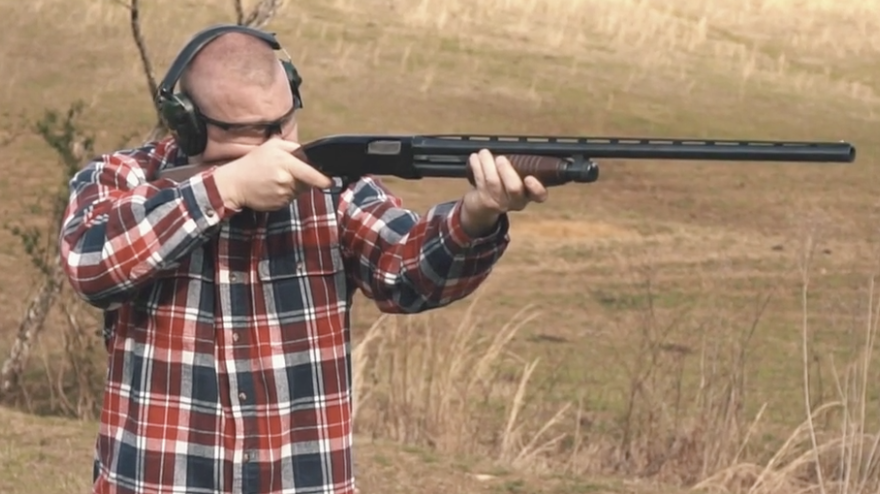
(339, 178, 510, 314)
(61, 160, 233, 309)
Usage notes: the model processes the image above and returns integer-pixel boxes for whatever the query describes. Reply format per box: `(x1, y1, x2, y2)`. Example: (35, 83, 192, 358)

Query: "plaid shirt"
(59, 136, 510, 494)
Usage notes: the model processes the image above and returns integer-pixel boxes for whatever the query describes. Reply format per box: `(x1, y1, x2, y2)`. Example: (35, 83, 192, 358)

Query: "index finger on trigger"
(287, 151, 334, 189)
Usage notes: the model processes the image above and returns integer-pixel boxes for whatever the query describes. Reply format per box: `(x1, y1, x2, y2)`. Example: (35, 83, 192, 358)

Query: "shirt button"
(232, 332, 240, 342)
(243, 452, 250, 462)
(205, 208, 215, 218)
(239, 392, 247, 401)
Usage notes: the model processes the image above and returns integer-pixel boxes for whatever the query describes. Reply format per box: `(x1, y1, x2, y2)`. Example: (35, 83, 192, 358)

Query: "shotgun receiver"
(157, 134, 857, 186)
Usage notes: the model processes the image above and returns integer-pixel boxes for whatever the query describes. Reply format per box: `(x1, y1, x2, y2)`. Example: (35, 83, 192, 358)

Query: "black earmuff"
(154, 24, 303, 156)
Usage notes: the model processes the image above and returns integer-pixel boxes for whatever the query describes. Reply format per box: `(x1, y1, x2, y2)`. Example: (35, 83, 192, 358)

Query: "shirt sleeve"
(59, 148, 236, 310)
(336, 176, 510, 314)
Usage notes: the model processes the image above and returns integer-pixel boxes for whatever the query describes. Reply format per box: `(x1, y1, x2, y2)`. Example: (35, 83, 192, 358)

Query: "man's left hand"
(459, 149, 549, 237)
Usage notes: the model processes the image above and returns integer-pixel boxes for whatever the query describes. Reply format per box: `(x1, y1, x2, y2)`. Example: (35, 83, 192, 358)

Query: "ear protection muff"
(154, 23, 304, 156)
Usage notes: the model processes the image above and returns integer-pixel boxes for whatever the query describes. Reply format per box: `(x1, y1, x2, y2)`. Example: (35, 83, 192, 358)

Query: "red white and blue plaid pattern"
(59, 137, 510, 494)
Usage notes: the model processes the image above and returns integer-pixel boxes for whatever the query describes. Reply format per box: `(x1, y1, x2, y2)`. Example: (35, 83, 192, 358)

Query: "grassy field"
(1, 0, 879, 492)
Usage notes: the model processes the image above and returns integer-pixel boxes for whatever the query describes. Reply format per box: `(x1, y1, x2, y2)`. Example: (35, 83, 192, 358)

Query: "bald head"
(179, 31, 290, 119)
(172, 29, 300, 162)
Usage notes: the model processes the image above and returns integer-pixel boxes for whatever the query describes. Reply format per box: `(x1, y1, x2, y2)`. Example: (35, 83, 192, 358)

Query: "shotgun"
(157, 134, 857, 186)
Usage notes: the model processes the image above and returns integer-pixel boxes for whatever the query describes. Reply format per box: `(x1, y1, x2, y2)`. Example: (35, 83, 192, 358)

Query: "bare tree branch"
(0, 129, 23, 147)
(0, 112, 30, 148)
(241, 0, 284, 29)
(233, 0, 246, 25)
(127, 0, 167, 141)
(0, 103, 93, 404)
(129, 0, 158, 98)
(0, 256, 66, 398)
(112, 0, 166, 141)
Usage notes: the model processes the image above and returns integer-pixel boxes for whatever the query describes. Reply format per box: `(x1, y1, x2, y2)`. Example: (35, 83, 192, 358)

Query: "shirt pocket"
(256, 244, 346, 305)
(256, 245, 348, 348)
(258, 195, 347, 287)
(127, 248, 216, 345)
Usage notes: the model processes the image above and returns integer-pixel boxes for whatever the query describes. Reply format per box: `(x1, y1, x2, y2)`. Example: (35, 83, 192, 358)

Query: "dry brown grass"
(339, 0, 880, 111)
(351, 296, 572, 471)
(695, 276, 880, 494)
(0, 0, 879, 492)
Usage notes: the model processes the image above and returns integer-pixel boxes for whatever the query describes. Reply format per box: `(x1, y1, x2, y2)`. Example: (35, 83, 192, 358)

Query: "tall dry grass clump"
(351, 294, 572, 470)
(348, 256, 770, 481)
(349, 233, 880, 493)
(695, 230, 880, 494)
(694, 289, 880, 494)
(547, 254, 779, 486)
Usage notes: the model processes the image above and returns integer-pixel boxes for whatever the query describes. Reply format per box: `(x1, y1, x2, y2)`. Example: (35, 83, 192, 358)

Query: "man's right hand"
(213, 137, 334, 211)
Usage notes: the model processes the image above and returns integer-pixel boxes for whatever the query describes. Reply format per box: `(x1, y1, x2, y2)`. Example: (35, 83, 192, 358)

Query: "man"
(59, 24, 548, 494)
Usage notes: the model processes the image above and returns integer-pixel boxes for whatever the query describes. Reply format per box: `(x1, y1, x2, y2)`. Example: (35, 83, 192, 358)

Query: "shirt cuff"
(177, 167, 239, 228)
(444, 199, 511, 251)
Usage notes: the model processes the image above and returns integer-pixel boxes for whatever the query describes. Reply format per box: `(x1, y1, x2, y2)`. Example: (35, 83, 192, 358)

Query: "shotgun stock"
(157, 134, 857, 186)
